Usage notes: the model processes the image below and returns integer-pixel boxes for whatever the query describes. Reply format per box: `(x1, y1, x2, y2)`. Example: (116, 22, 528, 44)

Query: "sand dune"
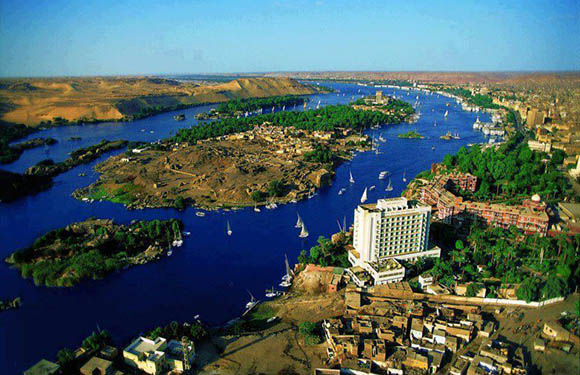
(0, 77, 316, 126)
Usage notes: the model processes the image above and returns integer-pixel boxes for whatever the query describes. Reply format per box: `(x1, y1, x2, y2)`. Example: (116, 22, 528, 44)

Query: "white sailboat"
(227, 220, 232, 236)
(282, 254, 294, 282)
(246, 291, 258, 309)
(265, 287, 281, 298)
(254, 204, 261, 212)
(434, 120, 437, 127)
(360, 187, 368, 203)
(299, 222, 309, 238)
(403, 169, 407, 182)
(369, 185, 375, 191)
(444, 110, 449, 118)
(378, 170, 389, 180)
(295, 213, 303, 229)
(385, 178, 393, 192)
(349, 171, 355, 183)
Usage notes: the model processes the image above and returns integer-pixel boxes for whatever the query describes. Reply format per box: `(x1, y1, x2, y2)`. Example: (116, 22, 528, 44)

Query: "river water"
(0, 82, 488, 372)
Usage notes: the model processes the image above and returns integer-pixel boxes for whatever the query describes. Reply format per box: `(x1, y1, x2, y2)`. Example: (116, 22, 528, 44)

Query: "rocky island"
(74, 102, 413, 209)
(5, 218, 183, 287)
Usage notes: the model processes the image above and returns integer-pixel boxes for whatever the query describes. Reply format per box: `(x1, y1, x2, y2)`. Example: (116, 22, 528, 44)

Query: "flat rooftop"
(125, 336, 166, 356)
(368, 258, 403, 273)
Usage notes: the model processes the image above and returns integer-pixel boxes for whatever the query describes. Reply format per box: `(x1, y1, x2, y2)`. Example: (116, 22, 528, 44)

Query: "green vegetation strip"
(172, 102, 414, 145)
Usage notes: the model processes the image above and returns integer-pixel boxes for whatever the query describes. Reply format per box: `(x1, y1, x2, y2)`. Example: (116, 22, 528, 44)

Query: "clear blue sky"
(0, 0, 578, 77)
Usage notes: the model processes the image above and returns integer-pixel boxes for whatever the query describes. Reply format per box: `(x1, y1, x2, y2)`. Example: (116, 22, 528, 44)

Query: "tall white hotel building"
(348, 197, 440, 284)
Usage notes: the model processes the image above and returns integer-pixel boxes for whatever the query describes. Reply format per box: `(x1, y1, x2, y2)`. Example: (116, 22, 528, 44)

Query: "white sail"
(360, 187, 368, 203)
(299, 222, 309, 238)
(444, 110, 449, 117)
(295, 213, 303, 228)
(349, 171, 355, 183)
(227, 220, 232, 236)
(403, 169, 407, 182)
(285, 254, 294, 278)
(386, 178, 393, 192)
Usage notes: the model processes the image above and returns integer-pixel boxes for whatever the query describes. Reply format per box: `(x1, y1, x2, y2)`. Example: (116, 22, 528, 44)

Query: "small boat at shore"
(245, 291, 258, 310)
(254, 204, 261, 212)
(195, 212, 205, 217)
(265, 287, 281, 298)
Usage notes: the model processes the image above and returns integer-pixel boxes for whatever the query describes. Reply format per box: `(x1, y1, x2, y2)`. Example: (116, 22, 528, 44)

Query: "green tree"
(57, 348, 75, 367)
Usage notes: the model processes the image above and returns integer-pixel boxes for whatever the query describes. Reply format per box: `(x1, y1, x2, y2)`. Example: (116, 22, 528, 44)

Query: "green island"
(196, 95, 308, 120)
(175, 103, 412, 144)
(397, 130, 424, 139)
(74, 102, 414, 209)
(5, 218, 183, 287)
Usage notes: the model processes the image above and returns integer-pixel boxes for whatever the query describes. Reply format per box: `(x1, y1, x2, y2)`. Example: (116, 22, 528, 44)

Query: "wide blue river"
(0, 82, 488, 372)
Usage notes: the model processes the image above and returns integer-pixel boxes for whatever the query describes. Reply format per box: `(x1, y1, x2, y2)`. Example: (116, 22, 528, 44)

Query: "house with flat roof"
(123, 337, 167, 375)
(80, 356, 122, 375)
(23, 360, 60, 375)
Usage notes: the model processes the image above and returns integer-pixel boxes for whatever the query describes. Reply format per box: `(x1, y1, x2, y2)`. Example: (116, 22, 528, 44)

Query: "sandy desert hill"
(0, 76, 315, 126)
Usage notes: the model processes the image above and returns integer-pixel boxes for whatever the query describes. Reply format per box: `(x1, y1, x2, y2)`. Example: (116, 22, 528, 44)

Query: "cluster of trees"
(0, 169, 53, 202)
(299, 321, 322, 345)
(57, 330, 111, 368)
(216, 95, 306, 114)
(304, 144, 335, 164)
(427, 223, 579, 302)
(297, 235, 350, 268)
(441, 135, 569, 202)
(442, 88, 500, 110)
(250, 180, 286, 202)
(147, 320, 207, 343)
(9, 219, 183, 287)
(172, 105, 406, 145)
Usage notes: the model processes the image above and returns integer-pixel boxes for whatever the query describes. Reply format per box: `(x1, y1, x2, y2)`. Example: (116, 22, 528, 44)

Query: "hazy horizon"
(1, 0, 579, 77)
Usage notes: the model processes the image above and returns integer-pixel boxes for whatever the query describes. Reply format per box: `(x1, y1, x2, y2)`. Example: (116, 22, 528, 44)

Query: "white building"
(351, 197, 439, 262)
(349, 197, 440, 285)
